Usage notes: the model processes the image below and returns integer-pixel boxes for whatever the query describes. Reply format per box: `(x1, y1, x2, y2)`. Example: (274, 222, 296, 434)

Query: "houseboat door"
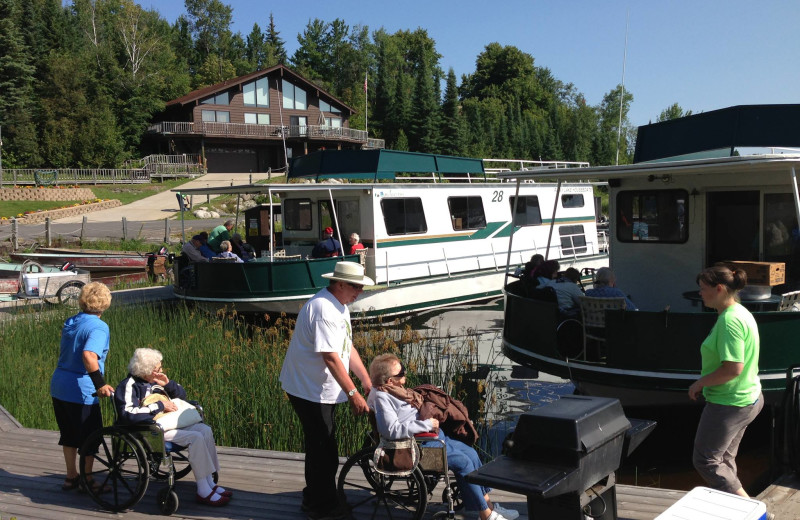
(318, 199, 361, 246)
(706, 191, 759, 266)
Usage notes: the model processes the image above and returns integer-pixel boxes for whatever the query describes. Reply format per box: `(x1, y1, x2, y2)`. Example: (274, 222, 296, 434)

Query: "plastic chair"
(579, 296, 626, 360)
(779, 290, 800, 311)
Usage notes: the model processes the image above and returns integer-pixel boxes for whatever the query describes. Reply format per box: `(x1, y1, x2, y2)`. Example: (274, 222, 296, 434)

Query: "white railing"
(483, 158, 590, 174)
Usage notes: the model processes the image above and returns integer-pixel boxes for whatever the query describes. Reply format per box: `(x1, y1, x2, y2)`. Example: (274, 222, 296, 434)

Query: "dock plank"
(0, 424, 705, 520)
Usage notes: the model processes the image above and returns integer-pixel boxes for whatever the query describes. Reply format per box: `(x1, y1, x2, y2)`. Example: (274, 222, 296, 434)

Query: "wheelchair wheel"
(152, 451, 192, 482)
(157, 487, 180, 515)
(442, 481, 463, 511)
(338, 447, 427, 520)
(80, 427, 149, 512)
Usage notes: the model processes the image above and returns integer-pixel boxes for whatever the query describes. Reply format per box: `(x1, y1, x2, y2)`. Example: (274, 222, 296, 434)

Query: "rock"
(194, 210, 212, 218)
(242, 200, 257, 209)
(209, 211, 220, 218)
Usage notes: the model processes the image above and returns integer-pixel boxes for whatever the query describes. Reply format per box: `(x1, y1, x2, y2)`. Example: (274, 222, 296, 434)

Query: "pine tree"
(440, 69, 466, 156)
(265, 12, 287, 65)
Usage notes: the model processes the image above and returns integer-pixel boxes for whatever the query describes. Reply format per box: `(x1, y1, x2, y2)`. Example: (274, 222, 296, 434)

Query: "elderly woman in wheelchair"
(367, 354, 518, 520)
(115, 347, 231, 507)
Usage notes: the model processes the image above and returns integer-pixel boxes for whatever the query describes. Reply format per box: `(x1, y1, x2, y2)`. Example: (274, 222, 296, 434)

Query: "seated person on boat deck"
(521, 254, 544, 278)
(585, 267, 638, 310)
(216, 241, 243, 263)
(116, 348, 232, 507)
(207, 220, 234, 253)
(531, 260, 560, 287)
(348, 233, 365, 255)
(368, 354, 518, 520)
(181, 235, 209, 263)
(230, 233, 254, 261)
(311, 227, 341, 258)
(552, 267, 584, 317)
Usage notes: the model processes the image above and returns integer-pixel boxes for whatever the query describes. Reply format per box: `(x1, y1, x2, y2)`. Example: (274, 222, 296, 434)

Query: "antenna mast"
(615, 10, 630, 166)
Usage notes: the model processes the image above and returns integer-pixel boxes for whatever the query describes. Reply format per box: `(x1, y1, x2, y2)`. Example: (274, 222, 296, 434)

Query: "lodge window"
(324, 117, 342, 128)
(243, 78, 269, 107)
(201, 110, 230, 123)
(282, 79, 307, 110)
(616, 189, 688, 243)
(509, 196, 542, 226)
(284, 199, 312, 231)
(200, 92, 229, 105)
(448, 196, 486, 230)
(381, 198, 427, 235)
(319, 99, 341, 114)
(244, 113, 270, 125)
(561, 193, 585, 208)
(559, 225, 588, 255)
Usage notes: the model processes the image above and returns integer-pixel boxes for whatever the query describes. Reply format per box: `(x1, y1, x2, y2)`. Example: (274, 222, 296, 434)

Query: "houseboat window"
(284, 199, 312, 231)
(282, 79, 306, 110)
(201, 110, 230, 123)
(561, 194, 585, 208)
(319, 100, 341, 114)
(244, 113, 270, 125)
(243, 78, 269, 107)
(616, 189, 688, 243)
(764, 193, 799, 266)
(381, 198, 427, 235)
(559, 225, 587, 255)
(200, 92, 229, 105)
(509, 196, 542, 226)
(448, 196, 486, 230)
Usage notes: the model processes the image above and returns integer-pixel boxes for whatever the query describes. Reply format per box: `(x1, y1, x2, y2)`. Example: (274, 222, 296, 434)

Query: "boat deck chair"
(355, 248, 368, 267)
(579, 296, 626, 360)
(779, 290, 800, 311)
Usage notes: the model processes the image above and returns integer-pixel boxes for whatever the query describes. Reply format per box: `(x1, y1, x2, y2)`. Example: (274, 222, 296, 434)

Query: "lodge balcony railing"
(148, 121, 385, 149)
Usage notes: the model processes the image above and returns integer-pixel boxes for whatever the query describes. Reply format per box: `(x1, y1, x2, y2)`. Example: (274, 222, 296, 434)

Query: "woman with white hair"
(115, 348, 231, 507)
(348, 233, 365, 255)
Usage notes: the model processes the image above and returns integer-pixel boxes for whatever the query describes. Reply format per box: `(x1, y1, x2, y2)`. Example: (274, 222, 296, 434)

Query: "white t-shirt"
(280, 288, 352, 404)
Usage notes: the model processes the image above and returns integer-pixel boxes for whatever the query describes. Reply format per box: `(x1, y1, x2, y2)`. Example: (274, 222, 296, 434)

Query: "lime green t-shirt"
(700, 303, 761, 406)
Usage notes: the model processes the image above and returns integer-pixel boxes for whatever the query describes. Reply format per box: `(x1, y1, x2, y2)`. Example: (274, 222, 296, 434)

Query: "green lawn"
(2, 201, 83, 219)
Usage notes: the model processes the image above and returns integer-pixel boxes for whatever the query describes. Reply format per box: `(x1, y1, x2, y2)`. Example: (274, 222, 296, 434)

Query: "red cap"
(324, 227, 334, 234)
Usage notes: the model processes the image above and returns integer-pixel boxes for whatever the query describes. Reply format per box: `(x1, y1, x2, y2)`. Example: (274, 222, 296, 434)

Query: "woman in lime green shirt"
(689, 265, 763, 497)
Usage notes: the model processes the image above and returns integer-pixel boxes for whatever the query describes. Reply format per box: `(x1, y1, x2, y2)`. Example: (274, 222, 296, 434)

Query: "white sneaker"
(492, 503, 519, 520)
(486, 511, 509, 520)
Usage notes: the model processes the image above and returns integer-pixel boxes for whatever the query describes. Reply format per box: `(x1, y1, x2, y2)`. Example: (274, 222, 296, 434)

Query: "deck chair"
(579, 296, 626, 360)
(779, 290, 800, 311)
(355, 248, 368, 267)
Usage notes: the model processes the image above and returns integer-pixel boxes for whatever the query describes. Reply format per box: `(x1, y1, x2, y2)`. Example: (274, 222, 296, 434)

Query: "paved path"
(54, 172, 281, 223)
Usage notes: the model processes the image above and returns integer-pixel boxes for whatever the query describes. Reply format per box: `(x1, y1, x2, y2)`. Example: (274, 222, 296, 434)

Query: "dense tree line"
(0, 0, 668, 169)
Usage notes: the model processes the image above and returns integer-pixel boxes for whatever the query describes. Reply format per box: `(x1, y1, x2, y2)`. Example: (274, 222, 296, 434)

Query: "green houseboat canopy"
(289, 149, 485, 181)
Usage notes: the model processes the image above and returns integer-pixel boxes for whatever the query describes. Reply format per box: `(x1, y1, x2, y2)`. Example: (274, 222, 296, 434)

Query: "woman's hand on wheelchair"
(96, 385, 114, 398)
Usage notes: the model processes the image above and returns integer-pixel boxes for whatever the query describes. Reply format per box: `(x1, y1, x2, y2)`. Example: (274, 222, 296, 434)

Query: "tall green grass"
(1, 303, 498, 458)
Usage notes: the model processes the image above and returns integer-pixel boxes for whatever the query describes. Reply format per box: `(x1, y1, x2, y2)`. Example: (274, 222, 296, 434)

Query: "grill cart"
(467, 395, 655, 520)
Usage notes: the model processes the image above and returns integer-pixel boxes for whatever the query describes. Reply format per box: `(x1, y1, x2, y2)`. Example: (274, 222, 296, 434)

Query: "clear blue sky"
(150, 0, 800, 128)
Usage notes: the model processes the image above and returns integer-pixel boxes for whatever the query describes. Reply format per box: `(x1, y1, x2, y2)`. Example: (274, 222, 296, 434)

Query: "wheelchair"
(337, 430, 463, 520)
(78, 397, 210, 515)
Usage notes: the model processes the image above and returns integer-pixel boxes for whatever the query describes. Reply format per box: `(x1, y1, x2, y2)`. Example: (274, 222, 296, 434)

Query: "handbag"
(373, 438, 420, 476)
(142, 394, 203, 431)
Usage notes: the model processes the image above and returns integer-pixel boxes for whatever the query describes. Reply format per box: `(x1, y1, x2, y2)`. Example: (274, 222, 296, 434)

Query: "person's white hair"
(350, 233, 360, 243)
(594, 267, 616, 287)
(128, 348, 163, 379)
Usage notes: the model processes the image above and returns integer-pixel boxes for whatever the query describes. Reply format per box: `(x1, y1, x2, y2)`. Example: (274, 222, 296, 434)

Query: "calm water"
(414, 299, 774, 494)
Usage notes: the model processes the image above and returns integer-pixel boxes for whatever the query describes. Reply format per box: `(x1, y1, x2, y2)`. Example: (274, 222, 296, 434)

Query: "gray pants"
(692, 394, 764, 493)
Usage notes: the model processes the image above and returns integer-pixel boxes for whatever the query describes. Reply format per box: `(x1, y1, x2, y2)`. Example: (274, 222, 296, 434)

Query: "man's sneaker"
(492, 503, 519, 520)
(306, 501, 349, 520)
(486, 511, 509, 520)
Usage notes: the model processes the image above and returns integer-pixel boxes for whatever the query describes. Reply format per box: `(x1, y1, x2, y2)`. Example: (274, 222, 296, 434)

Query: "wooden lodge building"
(145, 64, 385, 173)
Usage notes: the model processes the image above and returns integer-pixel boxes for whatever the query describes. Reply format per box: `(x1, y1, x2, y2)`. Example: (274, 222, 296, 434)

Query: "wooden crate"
(726, 261, 785, 286)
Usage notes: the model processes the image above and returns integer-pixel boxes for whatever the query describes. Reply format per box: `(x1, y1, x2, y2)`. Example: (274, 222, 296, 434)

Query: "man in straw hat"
(279, 261, 374, 520)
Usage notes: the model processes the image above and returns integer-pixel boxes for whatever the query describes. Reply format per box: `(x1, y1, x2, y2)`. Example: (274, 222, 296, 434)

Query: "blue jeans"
(428, 430, 490, 512)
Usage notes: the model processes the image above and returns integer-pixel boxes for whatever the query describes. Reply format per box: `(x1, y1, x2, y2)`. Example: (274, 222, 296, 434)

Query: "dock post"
(11, 218, 17, 251)
(80, 216, 87, 244)
(122, 217, 128, 241)
(164, 218, 170, 244)
(45, 217, 51, 246)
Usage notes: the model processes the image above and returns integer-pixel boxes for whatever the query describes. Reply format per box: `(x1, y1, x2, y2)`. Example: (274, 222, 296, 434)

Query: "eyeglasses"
(391, 363, 406, 379)
(347, 282, 364, 291)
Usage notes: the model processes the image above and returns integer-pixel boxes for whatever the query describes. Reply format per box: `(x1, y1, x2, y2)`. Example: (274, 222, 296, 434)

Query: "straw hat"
(322, 261, 374, 286)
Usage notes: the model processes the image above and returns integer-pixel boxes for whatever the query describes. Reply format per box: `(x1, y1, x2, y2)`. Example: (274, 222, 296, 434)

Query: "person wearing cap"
(181, 235, 209, 263)
(311, 227, 342, 258)
(208, 219, 235, 253)
(279, 261, 374, 520)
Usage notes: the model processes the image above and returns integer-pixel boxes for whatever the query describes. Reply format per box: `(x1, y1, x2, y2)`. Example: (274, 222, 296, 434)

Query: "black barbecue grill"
(467, 395, 655, 520)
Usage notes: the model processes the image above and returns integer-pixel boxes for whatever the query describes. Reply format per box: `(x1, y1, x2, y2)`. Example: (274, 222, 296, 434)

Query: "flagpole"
(364, 71, 368, 138)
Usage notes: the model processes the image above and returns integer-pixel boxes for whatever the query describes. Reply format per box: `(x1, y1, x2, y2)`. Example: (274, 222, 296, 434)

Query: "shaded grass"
(2, 201, 83, 219)
(0, 303, 496, 459)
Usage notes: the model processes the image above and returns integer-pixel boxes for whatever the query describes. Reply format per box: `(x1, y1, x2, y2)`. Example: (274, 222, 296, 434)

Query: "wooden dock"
(2, 402, 767, 520)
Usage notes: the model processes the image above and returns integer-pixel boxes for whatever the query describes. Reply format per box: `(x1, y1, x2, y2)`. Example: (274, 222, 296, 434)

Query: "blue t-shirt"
(50, 313, 110, 405)
(585, 286, 638, 310)
(198, 244, 216, 259)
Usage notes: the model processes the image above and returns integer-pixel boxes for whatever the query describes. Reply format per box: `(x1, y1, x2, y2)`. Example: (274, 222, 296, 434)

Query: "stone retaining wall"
(0, 188, 96, 201)
(1, 200, 122, 225)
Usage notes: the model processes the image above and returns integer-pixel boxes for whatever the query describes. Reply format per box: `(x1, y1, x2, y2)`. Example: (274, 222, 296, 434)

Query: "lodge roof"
(166, 63, 356, 114)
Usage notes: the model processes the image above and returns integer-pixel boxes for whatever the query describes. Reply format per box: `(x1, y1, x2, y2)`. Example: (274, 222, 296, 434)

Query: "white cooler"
(22, 271, 74, 296)
(656, 487, 767, 520)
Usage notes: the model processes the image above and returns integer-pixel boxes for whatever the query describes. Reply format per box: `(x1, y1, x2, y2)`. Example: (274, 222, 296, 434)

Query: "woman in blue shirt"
(50, 282, 114, 493)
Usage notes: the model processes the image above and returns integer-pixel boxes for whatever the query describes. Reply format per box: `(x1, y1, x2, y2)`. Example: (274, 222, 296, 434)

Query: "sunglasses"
(391, 363, 406, 379)
(347, 282, 364, 291)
